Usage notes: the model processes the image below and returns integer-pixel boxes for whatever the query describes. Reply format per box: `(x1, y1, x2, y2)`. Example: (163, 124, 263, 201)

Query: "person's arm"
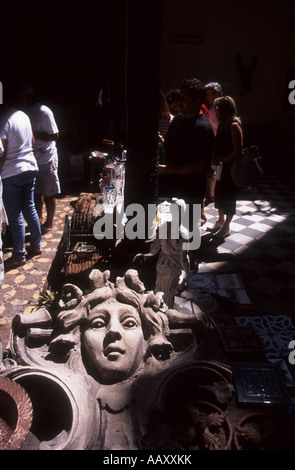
(212, 122, 243, 166)
(0, 138, 7, 172)
(222, 122, 243, 164)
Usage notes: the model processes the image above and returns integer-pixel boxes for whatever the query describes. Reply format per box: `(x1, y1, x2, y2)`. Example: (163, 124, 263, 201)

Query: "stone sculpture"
(133, 199, 191, 308)
(0, 268, 233, 450)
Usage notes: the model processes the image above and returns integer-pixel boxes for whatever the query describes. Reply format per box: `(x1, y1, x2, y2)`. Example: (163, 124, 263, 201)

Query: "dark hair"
(180, 78, 206, 103)
(166, 88, 180, 104)
(205, 82, 223, 96)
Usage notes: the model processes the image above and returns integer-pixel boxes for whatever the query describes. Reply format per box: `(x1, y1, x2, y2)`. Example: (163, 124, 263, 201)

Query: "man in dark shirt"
(159, 78, 214, 215)
(158, 78, 214, 268)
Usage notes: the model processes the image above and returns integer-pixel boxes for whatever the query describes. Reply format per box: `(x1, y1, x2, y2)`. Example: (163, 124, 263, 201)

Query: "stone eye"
(91, 318, 106, 329)
(122, 318, 138, 329)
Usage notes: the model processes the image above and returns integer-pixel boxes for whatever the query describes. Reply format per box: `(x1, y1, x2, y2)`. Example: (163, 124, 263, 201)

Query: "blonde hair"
(214, 95, 241, 126)
(159, 90, 171, 119)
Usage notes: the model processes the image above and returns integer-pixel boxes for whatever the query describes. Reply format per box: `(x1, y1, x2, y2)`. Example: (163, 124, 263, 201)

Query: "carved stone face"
(81, 299, 145, 384)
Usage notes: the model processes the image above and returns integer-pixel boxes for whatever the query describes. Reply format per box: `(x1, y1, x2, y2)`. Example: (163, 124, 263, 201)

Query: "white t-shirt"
(0, 109, 38, 179)
(29, 103, 59, 165)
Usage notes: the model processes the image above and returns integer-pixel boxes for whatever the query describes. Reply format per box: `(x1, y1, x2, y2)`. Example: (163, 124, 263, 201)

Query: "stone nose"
(104, 318, 123, 344)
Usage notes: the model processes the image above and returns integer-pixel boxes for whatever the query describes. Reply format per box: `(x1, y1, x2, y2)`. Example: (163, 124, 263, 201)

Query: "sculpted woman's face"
(81, 299, 145, 384)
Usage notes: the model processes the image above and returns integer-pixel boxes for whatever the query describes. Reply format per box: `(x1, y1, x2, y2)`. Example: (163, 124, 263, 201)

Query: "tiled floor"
(0, 194, 76, 348)
(198, 172, 295, 318)
(1, 170, 295, 351)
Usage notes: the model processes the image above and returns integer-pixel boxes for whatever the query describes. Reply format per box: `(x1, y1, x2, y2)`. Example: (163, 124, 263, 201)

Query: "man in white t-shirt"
(0, 103, 42, 270)
(28, 100, 61, 233)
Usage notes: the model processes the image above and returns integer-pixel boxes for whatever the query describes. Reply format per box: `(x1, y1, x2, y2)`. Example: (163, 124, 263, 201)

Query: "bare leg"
(34, 193, 44, 224)
(223, 214, 233, 231)
(201, 201, 206, 221)
(208, 177, 216, 199)
(43, 196, 56, 228)
(217, 208, 225, 226)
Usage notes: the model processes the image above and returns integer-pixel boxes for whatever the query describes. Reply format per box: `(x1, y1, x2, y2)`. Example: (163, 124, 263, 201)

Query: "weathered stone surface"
(0, 268, 233, 450)
(0, 375, 33, 450)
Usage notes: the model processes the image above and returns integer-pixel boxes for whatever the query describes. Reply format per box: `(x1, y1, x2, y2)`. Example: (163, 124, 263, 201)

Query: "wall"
(160, 0, 295, 166)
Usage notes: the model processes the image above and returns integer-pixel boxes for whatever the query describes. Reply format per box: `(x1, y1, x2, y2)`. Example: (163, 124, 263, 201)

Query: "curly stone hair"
(49, 269, 173, 362)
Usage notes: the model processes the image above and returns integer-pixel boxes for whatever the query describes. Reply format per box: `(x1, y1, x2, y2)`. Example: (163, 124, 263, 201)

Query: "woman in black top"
(208, 96, 243, 238)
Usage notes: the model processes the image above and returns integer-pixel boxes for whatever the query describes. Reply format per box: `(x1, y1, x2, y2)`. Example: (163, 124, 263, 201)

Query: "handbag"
(229, 146, 263, 187)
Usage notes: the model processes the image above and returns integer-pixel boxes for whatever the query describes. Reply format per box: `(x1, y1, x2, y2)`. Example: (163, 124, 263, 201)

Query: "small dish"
(74, 243, 96, 258)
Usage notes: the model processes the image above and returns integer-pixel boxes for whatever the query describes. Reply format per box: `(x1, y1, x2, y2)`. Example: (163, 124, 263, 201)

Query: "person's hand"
(211, 156, 221, 166)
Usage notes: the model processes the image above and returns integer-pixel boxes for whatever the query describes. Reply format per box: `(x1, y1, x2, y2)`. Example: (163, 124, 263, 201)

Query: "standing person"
(26, 91, 60, 234)
(0, 139, 4, 284)
(201, 82, 223, 221)
(205, 82, 223, 136)
(159, 78, 215, 267)
(0, 96, 42, 270)
(208, 96, 243, 238)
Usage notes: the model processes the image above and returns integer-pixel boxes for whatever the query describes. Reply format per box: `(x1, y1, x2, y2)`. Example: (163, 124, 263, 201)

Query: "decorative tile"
(232, 362, 291, 405)
(229, 233, 254, 245)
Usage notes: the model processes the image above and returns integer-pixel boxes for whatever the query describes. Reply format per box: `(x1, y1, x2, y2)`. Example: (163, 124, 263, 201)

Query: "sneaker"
(207, 221, 224, 233)
(4, 256, 26, 271)
(215, 227, 231, 238)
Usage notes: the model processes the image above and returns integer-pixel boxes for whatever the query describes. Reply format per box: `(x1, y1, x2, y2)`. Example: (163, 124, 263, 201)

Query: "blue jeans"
(2, 171, 41, 260)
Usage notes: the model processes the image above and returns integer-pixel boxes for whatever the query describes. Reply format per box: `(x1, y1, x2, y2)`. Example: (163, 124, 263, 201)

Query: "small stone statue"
(133, 199, 190, 308)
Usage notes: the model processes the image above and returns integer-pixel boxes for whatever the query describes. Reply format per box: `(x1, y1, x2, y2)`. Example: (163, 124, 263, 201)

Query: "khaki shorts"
(35, 159, 61, 197)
